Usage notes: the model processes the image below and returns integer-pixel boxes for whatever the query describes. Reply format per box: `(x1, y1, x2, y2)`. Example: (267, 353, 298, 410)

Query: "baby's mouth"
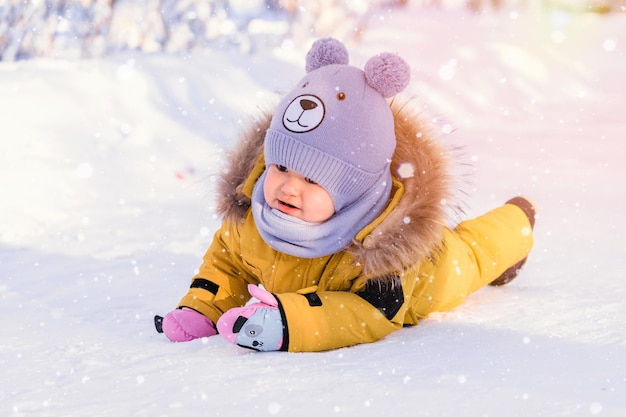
(277, 200, 300, 216)
(280, 200, 297, 209)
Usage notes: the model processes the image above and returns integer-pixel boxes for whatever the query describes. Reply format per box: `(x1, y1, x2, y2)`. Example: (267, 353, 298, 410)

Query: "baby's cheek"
(262, 175, 276, 203)
(308, 189, 335, 222)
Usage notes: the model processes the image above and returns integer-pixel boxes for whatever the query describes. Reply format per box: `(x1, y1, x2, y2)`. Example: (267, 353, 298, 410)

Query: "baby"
(155, 38, 535, 352)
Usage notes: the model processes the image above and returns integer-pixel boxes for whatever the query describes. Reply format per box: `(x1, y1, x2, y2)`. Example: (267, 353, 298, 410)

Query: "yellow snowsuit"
(177, 145, 534, 352)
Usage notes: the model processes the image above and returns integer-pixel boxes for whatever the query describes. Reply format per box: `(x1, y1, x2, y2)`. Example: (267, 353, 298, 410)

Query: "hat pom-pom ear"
(306, 38, 349, 73)
(364, 52, 411, 98)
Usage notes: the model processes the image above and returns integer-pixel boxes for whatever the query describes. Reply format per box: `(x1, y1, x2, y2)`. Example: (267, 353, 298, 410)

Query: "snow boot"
(489, 196, 536, 286)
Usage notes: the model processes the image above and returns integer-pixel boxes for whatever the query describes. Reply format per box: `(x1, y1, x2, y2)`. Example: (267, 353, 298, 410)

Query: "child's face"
(263, 164, 335, 223)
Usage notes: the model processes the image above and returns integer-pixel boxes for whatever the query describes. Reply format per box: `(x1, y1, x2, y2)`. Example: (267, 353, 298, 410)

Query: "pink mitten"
(161, 307, 216, 342)
(217, 284, 284, 351)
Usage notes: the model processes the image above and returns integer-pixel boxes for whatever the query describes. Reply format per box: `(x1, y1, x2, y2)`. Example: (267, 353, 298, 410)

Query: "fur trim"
(215, 113, 269, 224)
(350, 99, 456, 278)
(215, 99, 457, 278)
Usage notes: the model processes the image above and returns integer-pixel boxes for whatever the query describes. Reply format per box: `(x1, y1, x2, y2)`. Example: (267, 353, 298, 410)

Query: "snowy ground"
(2, 5, 626, 417)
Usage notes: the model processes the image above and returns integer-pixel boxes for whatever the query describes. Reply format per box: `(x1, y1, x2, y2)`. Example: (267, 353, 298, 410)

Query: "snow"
(2, 5, 626, 417)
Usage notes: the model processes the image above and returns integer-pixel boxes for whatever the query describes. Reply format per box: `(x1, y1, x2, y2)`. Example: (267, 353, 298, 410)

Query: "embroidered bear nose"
(300, 99, 318, 111)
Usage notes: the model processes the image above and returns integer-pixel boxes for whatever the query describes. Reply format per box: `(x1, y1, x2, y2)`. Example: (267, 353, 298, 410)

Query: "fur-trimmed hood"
(215, 100, 457, 278)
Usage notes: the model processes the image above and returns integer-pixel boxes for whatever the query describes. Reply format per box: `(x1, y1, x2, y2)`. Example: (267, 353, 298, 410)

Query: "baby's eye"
(305, 177, 317, 185)
(277, 165, 288, 172)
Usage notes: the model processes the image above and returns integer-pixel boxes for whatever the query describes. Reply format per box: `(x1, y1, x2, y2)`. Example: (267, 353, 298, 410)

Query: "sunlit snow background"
(1, 1, 625, 416)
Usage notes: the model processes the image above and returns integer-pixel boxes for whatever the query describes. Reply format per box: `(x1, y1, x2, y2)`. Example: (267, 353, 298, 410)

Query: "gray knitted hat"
(264, 37, 410, 211)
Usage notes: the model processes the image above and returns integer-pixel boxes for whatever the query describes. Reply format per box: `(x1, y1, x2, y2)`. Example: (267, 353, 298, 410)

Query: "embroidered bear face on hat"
(264, 37, 410, 212)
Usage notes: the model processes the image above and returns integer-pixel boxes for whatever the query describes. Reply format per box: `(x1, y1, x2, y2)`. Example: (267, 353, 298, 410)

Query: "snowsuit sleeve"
(177, 222, 258, 325)
(274, 287, 403, 352)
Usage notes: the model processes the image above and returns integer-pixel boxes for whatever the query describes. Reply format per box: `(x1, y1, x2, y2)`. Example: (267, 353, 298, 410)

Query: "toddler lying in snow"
(155, 38, 535, 352)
